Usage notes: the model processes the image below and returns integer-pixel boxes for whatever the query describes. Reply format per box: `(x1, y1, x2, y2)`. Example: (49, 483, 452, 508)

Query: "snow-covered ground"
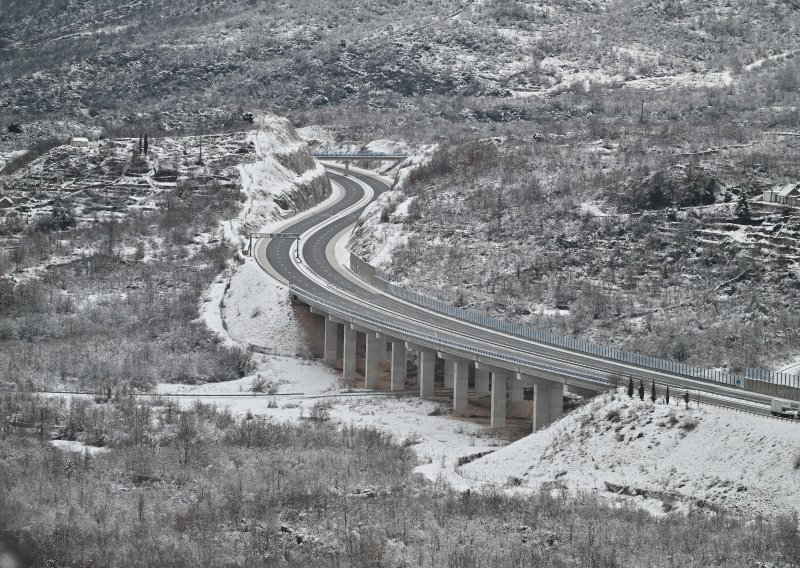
(459, 391, 800, 518)
(50, 439, 110, 455)
(185, 118, 800, 517)
(185, 118, 507, 482)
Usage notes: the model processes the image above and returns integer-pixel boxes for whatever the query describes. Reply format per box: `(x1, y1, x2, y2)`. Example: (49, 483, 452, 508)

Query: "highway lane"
(255, 166, 779, 416)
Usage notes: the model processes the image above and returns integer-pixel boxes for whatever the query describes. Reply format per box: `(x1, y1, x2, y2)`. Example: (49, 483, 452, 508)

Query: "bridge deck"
(312, 152, 408, 160)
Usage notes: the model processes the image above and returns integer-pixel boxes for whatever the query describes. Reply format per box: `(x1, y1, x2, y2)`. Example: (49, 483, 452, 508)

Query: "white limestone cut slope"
(231, 115, 330, 245)
(460, 392, 800, 518)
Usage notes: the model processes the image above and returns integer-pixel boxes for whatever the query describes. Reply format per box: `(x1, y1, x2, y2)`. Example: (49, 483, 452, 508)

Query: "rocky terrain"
(0, 115, 329, 391)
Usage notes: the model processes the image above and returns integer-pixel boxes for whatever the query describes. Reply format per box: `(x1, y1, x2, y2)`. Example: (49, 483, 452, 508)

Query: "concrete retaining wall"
(349, 252, 390, 292)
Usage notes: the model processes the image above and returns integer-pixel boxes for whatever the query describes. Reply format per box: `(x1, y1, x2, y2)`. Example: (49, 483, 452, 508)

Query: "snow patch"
(461, 392, 800, 517)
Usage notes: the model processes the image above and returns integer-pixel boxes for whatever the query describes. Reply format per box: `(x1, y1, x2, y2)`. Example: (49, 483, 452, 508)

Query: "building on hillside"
(0, 180, 13, 209)
(763, 184, 800, 207)
(71, 137, 90, 148)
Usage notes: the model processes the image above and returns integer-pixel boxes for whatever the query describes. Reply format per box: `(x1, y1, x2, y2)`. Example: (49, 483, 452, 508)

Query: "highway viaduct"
(256, 157, 794, 433)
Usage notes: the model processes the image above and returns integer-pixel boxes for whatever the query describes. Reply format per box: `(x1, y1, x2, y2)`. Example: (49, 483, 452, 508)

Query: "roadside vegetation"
(2, 392, 800, 568)
(0, 135, 251, 392)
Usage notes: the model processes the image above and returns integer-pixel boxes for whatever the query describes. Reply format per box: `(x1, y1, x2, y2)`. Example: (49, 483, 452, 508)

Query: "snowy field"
(181, 120, 800, 517)
(459, 391, 800, 518)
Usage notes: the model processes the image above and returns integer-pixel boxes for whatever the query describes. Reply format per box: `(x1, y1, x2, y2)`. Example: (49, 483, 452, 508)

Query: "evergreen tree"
(650, 380, 657, 403)
(144, 133, 149, 155)
(627, 377, 634, 398)
(735, 190, 751, 221)
(638, 380, 645, 401)
(665, 386, 670, 404)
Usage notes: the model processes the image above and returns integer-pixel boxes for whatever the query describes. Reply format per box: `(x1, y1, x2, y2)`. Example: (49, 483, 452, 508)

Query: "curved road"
(254, 166, 783, 418)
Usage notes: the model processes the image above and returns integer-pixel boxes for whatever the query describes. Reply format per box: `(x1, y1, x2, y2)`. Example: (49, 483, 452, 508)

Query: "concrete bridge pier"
(520, 373, 564, 432)
(409, 344, 436, 399)
(453, 360, 470, 414)
(508, 376, 528, 418)
(444, 359, 454, 389)
(342, 325, 357, 383)
(323, 316, 339, 367)
(390, 340, 407, 391)
(438, 352, 470, 414)
(490, 371, 508, 429)
(362, 329, 383, 389)
(474, 368, 491, 393)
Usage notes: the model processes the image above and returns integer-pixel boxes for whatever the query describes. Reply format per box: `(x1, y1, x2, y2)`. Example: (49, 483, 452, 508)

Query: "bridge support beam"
(490, 372, 508, 429)
(444, 359, 454, 389)
(522, 374, 564, 432)
(438, 352, 471, 414)
(364, 332, 382, 389)
(474, 369, 491, 393)
(453, 360, 470, 414)
(390, 340, 407, 391)
(418, 351, 436, 399)
(323, 317, 339, 367)
(342, 326, 357, 383)
(508, 376, 527, 418)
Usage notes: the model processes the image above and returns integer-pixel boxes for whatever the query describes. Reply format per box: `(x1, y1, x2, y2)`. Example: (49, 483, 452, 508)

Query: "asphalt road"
(254, 166, 782, 418)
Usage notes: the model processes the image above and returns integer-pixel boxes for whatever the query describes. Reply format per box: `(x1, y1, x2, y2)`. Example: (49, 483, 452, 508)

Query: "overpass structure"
(311, 151, 408, 161)
(311, 151, 407, 174)
(254, 166, 797, 432)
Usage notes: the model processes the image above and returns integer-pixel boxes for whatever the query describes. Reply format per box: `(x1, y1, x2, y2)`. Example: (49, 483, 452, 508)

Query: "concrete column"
(419, 351, 436, 399)
(532, 378, 564, 432)
(444, 359, 454, 389)
(490, 372, 508, 429)
(343, 326, 357, 383)
(508, 376, 526, 418)
(323, 317, 338, 366)
(365, 333, 381, 389)
(474, 369, 491, 393)
(453, 360, 469, 414)
(390, 341, 407, 391)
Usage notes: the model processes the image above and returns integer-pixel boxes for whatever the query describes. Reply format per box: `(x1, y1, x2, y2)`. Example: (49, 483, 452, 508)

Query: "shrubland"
(0, 134, 254, 392)
(2, 391, 800, 568)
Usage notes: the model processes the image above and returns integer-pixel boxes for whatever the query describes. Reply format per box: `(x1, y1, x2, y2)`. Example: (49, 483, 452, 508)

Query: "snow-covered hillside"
(235, 116, 330, 240)
(460, 391, 800, 517)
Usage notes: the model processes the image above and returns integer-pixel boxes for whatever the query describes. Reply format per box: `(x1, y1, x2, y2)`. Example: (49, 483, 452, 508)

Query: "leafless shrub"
(308, 400, 332, 422)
